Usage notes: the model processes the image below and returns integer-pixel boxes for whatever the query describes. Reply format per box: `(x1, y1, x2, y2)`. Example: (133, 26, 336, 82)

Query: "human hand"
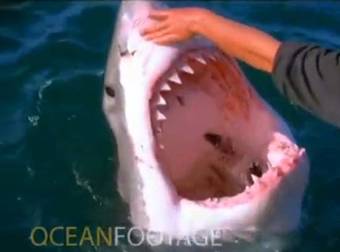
(140, 8, 204, 45)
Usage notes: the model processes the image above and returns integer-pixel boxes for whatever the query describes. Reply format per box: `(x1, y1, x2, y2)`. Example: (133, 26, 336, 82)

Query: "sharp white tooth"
(267, 161, 273, 169)
(196, 55, 207, 65)
(208, 197, 219, 203)
(251, 175, 259, 184)
(156, 111, 166, 121)
(208, 54, 216, 61)
(157, 95, 166, 106)
(161, 83, 171, 91)
(168, 72, 182, 84)
(181, 64, 194, 74)
(156, 127, 162, 133)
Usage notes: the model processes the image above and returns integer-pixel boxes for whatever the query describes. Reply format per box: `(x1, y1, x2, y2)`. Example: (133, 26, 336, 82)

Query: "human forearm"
(191, 9, 281, 73)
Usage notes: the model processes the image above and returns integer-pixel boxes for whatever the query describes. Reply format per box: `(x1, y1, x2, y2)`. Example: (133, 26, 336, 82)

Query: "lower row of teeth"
(151, 52, 295, 203)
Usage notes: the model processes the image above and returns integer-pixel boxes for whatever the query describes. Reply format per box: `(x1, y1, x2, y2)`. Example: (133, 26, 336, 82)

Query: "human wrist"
(189, 8, 212, 35)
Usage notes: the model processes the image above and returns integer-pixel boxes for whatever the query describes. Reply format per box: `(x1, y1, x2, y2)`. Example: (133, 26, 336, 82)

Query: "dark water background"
(1, 1, 340, 251)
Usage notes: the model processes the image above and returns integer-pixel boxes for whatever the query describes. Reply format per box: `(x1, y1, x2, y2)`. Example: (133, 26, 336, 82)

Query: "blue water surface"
(1, 1, 340, 251)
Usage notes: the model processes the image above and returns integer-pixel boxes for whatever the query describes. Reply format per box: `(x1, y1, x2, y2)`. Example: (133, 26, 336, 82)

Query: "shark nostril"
(105, 86, 116, 98)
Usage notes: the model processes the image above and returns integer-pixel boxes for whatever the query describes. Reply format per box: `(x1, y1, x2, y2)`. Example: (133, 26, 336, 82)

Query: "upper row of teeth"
(155, 53, 217, 122)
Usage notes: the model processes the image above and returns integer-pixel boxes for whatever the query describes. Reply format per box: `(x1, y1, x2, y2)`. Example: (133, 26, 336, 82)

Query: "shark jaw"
(149, 46, 305, 207)
(104, 0, 309, 240)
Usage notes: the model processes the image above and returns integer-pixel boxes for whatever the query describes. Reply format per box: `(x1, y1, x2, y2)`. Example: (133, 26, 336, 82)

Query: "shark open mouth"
(149, 48, 303, 206)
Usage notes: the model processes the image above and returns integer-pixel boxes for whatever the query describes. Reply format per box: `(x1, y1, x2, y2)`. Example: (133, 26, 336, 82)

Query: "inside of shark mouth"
(150, 48, 301, 203)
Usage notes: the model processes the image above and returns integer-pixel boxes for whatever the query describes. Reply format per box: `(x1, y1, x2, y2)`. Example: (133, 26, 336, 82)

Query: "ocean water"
(2, 1, 340, 251)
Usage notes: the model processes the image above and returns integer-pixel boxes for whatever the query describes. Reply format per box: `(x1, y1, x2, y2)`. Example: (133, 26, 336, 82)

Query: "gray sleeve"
(272, 42, 340, 127)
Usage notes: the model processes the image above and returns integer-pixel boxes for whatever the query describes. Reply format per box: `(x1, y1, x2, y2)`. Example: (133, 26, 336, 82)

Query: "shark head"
(103, 0, 309, 240)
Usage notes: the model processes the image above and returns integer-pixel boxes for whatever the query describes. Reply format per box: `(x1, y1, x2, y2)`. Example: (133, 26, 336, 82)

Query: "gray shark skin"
(103, 0, 309, 242)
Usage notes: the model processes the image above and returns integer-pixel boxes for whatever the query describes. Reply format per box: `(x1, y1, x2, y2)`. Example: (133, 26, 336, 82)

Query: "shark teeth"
(160, 83, 171, 91)
(208, 54, 216, 61)
(251, 174, 259, 184)
(208, 197, 219, 204)
(267, 161, 273, 170)
(180, 64, 194, 74)
(168, 72, 182, 84)
(195, 55, 207, 65)
(156, 127, 162, 133)
(156, 110, 166, 121)
(156, 95, 166, 106)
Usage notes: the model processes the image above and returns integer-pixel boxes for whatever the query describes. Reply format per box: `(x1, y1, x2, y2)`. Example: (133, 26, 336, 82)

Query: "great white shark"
(103, 0, 309, 241)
